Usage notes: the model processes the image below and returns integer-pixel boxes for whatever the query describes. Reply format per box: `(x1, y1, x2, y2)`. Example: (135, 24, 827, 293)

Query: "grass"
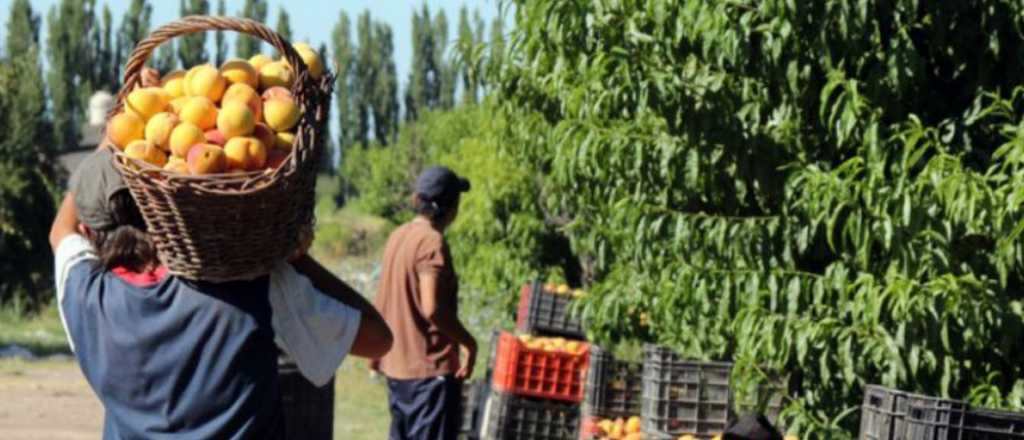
(0, 301, 71, 356)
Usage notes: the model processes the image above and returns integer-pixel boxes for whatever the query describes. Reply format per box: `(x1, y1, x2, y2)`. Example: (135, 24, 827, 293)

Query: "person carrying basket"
(50, 147, 393, 439)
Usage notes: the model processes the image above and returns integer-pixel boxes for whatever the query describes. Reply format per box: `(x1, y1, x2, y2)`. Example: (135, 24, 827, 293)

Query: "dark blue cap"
(415, 166, 471, 203)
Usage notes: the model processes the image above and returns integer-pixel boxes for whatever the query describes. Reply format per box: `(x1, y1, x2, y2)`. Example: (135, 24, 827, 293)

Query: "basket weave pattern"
(106, 16, 333, 282)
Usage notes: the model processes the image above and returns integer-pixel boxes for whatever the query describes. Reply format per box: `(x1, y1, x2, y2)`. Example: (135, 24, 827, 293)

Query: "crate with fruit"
(517, 281, 587, 339)
(641, 345, 732, 440)
(584, 346, 644, 419)
(482, 390, 581, 440)
(579, 415, 643, 440)
(491, 331, 591, 403)
(104, 16, 333, 282)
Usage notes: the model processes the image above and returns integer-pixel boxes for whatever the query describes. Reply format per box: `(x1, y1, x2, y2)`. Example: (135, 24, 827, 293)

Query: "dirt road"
(0, 359, 102, 440)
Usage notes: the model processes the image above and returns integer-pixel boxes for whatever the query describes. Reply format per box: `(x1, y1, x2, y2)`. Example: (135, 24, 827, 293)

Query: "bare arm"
(420, 271, 477, 378)
(50, 194, 79, 252)
(290, 254, 393, 359)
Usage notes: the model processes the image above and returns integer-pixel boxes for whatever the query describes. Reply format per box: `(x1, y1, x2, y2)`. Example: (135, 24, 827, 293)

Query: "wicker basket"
(106, 16, 333, 282)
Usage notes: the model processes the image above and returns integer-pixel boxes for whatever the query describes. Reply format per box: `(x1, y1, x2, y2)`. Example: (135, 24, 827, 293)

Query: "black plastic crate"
(860, 385, 911, 440)
(584, 345, 643, 419)
(962, 409, 1024, 439)
(460, 380, 488, 439)
(904, 393, 967, 440)
(482, 390, 581, 440)
(516, 281, 585, 339)
(641, 345, 732, 439)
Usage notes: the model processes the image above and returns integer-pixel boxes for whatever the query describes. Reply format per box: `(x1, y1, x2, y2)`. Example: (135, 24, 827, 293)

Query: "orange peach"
(126, 87, 170, 121)
(273, 131, 296, 151)
(220, 58, 259, 88)
(259, 60, 295, 90)
(204, 129, 227, 146)
(144, 112, 180, 151)
(124, 139, 168, 167)
(186, 144, 227, 175)
(168, 122, 206, 158)
(106, 112, 146, 149)
(178, 96, 218, 131)
(169, 96, 189, 114)
(261, 86, 293, 102)
(161, 70, 187, 98)
(216, 101, 256, 138)
(185, 64, 226, 102)
(223, 137, 267, 171)
(263, 98, 300, 131)
(222, 83, 263, 122)
(248, 53, 273, 72)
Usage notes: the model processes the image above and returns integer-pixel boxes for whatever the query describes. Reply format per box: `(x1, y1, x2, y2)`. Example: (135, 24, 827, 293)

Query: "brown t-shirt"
(374, 220, 460, 379)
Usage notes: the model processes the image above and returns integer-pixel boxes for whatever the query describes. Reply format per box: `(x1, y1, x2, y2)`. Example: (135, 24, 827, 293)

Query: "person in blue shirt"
(49, 148, 393, 439)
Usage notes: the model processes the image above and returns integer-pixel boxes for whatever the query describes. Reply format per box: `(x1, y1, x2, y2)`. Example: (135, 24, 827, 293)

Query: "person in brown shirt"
(372, 166, 477, 440)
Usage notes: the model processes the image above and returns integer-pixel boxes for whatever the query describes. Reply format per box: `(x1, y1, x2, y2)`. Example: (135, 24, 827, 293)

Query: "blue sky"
(1, 0, 509, 92)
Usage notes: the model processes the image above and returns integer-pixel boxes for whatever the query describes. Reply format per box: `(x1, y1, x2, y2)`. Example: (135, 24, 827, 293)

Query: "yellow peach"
(248, 53, 273, 72)
(220, 58, 259, 88)
(263, 98, 300, 131)
(106, 112, 146, 149)
(186, 144, 227, 175)
(126, 87, 169, 121)
(168, 122, 206, 158)
(178, 97, 218, 131)
(216, 102, 255, 139)
(259, 60, 295, 90)
(124, 139, 168, 167)
(164, 156, 189, 174)
(185, 64, 226, 102)
(273, 131, 296, 151)
(144, 112, 180, 151)
(288, 42, 323, 79)
(223, 137, 267, 171)
(161, 70, 187, 98)
(221, 83, 263, 122)
(169, 97, 189, 114)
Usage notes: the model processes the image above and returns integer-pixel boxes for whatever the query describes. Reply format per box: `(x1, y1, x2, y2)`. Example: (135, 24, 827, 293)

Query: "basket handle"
(115, 15, 309, 106)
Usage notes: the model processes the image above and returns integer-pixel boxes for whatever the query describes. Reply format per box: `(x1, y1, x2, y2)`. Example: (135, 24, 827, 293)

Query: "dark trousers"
(387, 374, 462, 440)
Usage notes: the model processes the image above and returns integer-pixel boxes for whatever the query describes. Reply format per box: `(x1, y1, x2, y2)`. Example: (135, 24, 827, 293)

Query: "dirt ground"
(0, 359, 102, 440)
(0, 357, 391, 440)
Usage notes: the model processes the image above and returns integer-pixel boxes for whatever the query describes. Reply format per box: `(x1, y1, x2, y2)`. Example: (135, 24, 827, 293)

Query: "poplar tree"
(46, 0, 99, 150)
(274, 7, 292, 56)
(331, 11, 355, 151)
(213, 0, 227, 65)
(235, 0, 267, 58)
(177, 0, 209, 67)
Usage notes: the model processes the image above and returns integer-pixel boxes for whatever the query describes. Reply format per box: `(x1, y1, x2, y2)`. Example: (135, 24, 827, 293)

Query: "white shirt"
(53, 234, 360, 387)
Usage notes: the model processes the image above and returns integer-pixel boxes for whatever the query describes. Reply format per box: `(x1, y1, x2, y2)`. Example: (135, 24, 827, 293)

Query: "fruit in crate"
(589, 416, 641, 440)
(556, 284, 571, 295)
(676, 435, 695, 440)
(516, 335, 586, 354)
(107, 54, 308, 175)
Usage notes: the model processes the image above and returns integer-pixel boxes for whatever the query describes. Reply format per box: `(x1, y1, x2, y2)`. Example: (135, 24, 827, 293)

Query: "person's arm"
(420, 271, 477, 379)
(49, 194, 79, 252)
(290, 254, 393, 359)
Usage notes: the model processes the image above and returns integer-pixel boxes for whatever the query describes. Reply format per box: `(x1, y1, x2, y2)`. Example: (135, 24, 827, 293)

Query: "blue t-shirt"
(62, 261, 283, 440)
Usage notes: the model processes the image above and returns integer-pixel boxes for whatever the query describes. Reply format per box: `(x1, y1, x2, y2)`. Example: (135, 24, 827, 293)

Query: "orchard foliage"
(497, 0, 1024, 436)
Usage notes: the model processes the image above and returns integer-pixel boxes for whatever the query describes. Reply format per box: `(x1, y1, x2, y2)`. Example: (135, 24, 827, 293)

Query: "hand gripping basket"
(106, 16, 333, 282)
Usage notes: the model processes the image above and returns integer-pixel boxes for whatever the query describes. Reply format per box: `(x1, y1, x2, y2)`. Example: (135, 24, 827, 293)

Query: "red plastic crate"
(491, 331, 591, 403)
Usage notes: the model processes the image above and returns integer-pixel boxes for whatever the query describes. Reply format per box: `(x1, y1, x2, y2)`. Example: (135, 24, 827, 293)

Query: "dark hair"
(91, 190, 157, 271)
(413, 193, 459, 223)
